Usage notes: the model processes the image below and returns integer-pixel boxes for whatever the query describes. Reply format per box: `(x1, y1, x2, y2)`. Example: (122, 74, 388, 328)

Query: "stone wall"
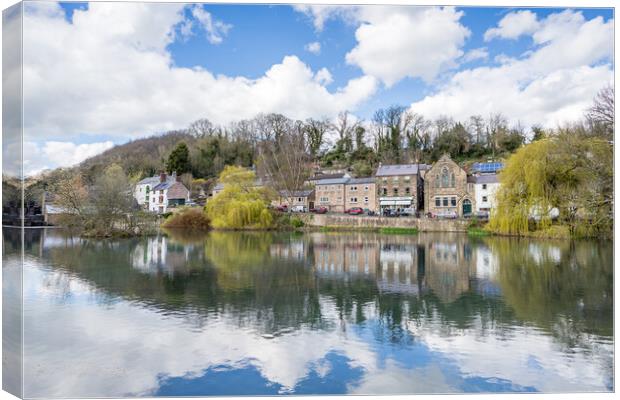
(298, 213, 469, 232)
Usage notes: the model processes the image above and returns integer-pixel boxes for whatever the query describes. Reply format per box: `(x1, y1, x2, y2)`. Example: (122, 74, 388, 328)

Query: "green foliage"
(162, 207, 210, 229)
(467, 227, 491, 236)
(290, 217, 305, 228)
(166, 142, 191, 174)
(206, 166, 275, 229)
(489, 131, 613, 237)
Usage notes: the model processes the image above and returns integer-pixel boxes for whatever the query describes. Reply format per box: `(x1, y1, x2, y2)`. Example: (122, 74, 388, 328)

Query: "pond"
(2, 228, 613, 397)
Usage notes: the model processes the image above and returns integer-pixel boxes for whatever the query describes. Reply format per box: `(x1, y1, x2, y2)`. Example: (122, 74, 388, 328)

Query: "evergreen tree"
(166, 142, 191, 174)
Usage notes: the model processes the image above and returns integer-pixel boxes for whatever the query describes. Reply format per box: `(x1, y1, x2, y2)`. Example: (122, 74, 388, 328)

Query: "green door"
(462, 199, 472, 215)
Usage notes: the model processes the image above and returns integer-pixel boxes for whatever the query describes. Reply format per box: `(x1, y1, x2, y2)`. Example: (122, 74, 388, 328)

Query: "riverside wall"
(298, 214, 470, 232)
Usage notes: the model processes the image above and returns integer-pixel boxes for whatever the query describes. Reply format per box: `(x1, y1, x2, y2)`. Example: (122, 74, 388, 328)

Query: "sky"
(13, 1, 614, 175)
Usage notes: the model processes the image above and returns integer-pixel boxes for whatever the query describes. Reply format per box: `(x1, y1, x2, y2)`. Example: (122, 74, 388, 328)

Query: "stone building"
(375, 164, 429, 215)
(424, 154, 475, 217)
(274, 189, 315, 211)
(315, 177, 348, 212)
(344, 177, 377, 212)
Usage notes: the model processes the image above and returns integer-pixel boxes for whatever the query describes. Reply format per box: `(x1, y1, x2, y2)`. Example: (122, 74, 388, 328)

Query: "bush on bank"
(162, 207, 210, 230)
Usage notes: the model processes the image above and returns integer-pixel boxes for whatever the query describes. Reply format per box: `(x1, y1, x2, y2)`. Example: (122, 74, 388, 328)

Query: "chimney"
(160, 172, 167, 183)
(172, 171, 179, 182)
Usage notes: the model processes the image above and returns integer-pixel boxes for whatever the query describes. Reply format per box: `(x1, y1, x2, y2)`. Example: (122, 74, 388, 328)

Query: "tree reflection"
(20, 228, 612, 352)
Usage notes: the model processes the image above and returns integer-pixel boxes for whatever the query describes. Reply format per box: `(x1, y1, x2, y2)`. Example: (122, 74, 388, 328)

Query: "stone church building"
(424, 154, 475, 217)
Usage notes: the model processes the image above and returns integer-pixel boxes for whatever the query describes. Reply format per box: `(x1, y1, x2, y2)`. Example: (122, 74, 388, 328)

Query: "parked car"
(383, 209, 398, 217)
(276, 205, 288, 212)
(475, 211, 490, 220)
(400, 207, 415, 216)
(311, 206, 328, 214)
(366, 210, 376, 216)
(346, 207, 364, 215)
(437, 211, 458, 219)
(291, 205, 306, 212)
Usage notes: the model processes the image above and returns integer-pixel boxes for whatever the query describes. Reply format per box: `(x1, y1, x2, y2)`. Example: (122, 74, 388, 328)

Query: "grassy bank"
(379, 227, 419, 235)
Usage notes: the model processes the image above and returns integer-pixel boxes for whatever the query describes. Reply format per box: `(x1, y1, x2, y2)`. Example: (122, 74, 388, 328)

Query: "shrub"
(290, 217, 305, 228)
(162, 207, 210, 230)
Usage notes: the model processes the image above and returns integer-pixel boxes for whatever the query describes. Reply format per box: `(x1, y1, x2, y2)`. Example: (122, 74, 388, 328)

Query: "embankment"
(297, 214, 469, 232)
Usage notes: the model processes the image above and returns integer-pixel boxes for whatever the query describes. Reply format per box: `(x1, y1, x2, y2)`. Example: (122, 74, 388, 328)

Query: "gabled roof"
(375, 164, 429, 177)
(167, 182, 190, 199)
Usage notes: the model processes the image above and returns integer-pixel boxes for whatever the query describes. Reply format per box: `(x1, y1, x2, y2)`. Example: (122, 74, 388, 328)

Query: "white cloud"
(292, 5, 357, 32)
(22, 2, 377, 143)
(305, 41, 321, 55)
(461, 47, 489, 63)
(484, 10, 540, 41)
(23, 141, 115, 176)
(411, 10, 613, 129)
(313, 67, 333, 85)
(345, 6, 471, 86)
(190, 5, 232, 44)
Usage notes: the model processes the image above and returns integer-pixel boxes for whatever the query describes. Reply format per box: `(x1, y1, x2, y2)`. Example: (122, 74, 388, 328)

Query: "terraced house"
(315, 177, 348, 212)
(375, 164, 429, 215)
(424, 154, 475, 217)
(345, 177, 377, 213)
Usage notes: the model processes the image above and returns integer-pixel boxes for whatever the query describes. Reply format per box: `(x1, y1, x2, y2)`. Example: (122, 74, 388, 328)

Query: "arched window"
(441, 168, 450, 188)
(450, 173, 455, 188)
(434, 176, 440, 188)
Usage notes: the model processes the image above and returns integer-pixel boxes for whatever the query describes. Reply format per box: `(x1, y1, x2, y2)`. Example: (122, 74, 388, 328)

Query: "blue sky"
(17, 2, 615, 174)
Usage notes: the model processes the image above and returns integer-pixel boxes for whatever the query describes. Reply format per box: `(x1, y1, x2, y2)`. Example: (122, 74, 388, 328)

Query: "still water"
(3, 228, 613, 397)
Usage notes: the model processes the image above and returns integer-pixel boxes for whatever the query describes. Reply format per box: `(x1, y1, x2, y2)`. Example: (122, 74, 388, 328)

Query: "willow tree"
(206, 166, 275, 229)
(489, 131, 612, 237)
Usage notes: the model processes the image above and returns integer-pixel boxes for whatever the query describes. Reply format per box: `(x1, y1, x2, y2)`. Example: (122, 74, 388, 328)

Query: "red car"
(346, 207, 364, 215)
(276, 205, 288, 212)
(311, 206, 328, 214)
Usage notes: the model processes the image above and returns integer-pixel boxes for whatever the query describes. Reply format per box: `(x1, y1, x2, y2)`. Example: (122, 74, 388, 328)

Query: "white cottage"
(146, 172, 190, 213)
(473, 174, 500, 214)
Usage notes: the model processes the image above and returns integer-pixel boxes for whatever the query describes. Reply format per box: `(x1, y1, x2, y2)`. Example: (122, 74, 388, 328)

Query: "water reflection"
(7, 228, 612, 397)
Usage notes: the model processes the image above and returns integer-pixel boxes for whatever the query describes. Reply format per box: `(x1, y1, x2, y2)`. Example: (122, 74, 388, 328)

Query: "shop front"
(379, 196, 415, 215)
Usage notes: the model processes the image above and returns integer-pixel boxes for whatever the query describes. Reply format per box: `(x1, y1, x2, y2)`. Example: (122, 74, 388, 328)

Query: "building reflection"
(303, 233, 501, 303)
(130, 235, 203, 276)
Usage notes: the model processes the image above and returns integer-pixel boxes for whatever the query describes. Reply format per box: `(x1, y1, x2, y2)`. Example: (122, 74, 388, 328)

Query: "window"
(441, 168, 449, 187)
(350, 197, 358, 203)
(382, 178, 387, 184)
(383, 188, 388, 196)
(434, 176, 440, 188)
(350, 186, 357, 191)
(435, 198, 440, 207)
(404, 176, 411, 182)
(482, 184, 487, 190)
(320, 197, 329, 202)
(451, 197, 456, 207)
(482, 196, 488, 202)
(146, 186, 150, 193)
(405, 187, 411, 195)
(393, 176, 399, 182)
(442, 197, 449, 207)
(393, 188, 398, 195)
(298, 197, 303, 202)
(451, 173, 455, 187)
(364, 186, 369, 191)
(364, 197, 369, 203)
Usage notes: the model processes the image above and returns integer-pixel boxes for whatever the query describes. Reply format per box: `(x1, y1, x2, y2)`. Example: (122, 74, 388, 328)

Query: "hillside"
(79, 130, 197, 181)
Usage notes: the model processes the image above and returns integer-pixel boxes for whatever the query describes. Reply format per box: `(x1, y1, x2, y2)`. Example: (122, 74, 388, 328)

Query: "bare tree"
(257, 125, 311, 198)
(304, 117, 330, 159)
(586, 85, 614, 140)
(188, 119, 219, 138)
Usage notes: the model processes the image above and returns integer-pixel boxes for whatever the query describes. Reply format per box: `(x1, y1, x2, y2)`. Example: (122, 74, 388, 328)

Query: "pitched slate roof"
(347, 177, 375, 184)
(375, 164, 429, 177)
(314, 177, 350, 185)
(279, 189, 315, 197)
(137, 175, 174, 186)
(309, 173, 347, 181)
(473, 174, 500, 184)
